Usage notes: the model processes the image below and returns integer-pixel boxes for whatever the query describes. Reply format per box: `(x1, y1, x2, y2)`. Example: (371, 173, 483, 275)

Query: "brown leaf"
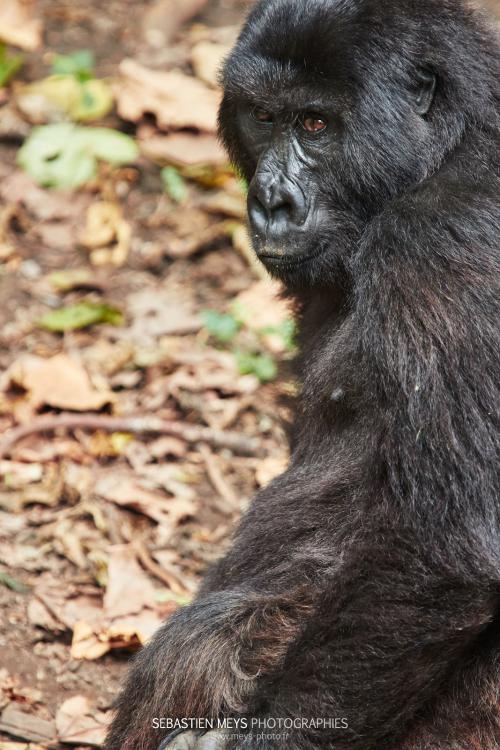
(233, 280, 290, 331)
(116, 58, 221, 132)
(0, 704, 55, 745)
(201, 189, 246, 219)
(255, 456, 289, 487)
(55, 695, 110, 747)
(95, 472, 196, 527)
(142, 0, 209, 46)
(79, 202, 131, 267)
(0, 0, 43, 51)
(35, 583, 103, 631)
(191, 41, 232, 88)
(0, 172, 90, 222)
(127, 288, 201, 343)
(70, 609, 164, 659)
(103, 544, 157, 618)
(70, 621, 110, 660)
(140, 132, 227, 167)
(27, 598, 65, 633)
(106, 609, 166, 644)
(34, 577, 164, 661)
(0, 461, 43, 487)
(3, 354, 115, 413)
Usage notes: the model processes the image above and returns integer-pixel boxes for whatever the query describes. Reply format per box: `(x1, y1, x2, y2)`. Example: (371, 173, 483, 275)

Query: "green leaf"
(0, 571, 30, 593)
(260, 319, 296, 351)
(38, 302, 123, 332)
(161, 166, 187, 203)
(235, 351, 277, 382)
(155, 590, 192, 606)
(83, 127, 139, 164)
(17, 73, 113, 123)
(201, 309, 242, 343)
(51, 49, 95, 81)
(0, 44, 23, 87)
(49, 268, 92, 291)
(71, 79, 114, 121)
(18, 124, 139, 189)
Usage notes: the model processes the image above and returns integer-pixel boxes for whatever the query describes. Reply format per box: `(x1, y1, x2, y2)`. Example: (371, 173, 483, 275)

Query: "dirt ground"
(0, 0, 499, 748)
(0, 0, 296, 747)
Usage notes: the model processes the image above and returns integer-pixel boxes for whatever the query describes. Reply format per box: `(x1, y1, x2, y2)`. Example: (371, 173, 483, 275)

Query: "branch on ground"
(0, 413, 264, 458)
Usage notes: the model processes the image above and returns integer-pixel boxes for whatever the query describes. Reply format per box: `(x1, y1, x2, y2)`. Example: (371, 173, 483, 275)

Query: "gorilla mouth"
(259, 243, 328, 270)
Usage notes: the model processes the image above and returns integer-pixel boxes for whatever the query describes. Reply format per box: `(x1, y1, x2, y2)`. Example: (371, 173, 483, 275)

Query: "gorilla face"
(217, 0, 468, 286)
(241, 102, 345, 274)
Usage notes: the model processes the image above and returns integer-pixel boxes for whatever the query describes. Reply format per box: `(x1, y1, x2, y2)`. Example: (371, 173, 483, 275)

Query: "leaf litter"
(0, 0, 293, 745)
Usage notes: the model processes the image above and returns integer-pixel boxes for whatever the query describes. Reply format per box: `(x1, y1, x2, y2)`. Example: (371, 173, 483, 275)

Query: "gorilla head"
(218, 0, 498, 284)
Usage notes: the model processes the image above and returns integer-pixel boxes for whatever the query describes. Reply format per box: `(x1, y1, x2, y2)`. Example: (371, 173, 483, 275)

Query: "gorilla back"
(105, 1, 500, 749)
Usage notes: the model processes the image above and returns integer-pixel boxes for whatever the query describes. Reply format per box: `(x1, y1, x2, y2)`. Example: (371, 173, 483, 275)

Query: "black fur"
(105, 1, 500, 748)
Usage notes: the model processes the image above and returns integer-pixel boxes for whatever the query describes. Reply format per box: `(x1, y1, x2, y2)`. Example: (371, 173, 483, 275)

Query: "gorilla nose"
(248, 177, 308, 238)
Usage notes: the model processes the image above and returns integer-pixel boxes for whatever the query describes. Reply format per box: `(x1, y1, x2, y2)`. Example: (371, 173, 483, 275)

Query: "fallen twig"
(199, 443, 239, 514)
(134, 539, 191, 598)
(0, 413, 264, 459)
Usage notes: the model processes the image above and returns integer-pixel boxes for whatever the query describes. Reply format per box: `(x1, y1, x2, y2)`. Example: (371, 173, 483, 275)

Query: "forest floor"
(0, 1, 499, 748)
(0, 1, 295, 747)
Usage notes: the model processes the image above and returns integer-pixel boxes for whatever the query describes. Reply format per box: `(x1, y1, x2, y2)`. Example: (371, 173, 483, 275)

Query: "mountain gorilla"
(105, 0, 500, 748)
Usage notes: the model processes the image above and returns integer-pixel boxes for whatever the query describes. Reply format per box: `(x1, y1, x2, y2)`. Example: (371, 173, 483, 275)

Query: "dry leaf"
(142, 0, 209, 47)
(103, 544, 157, 618)
(106, 609, 166, 644)
(79, 202, 131, 266)
(35, 582, 103, 631)
(127, 288, 201, 344)
(3, 354, 115, 413)
(233, 280, 290, 330)
(167, 219, 235, 258)
(0, 461, 43, 487)
(69, 545, 168, 660)
(140, 132, 227, 167)
(70, 609, 164, 659)
(0, 171, 90, 222)
(35, 577, 164, 660)
(255, 456, 289, 487)
(191, 41, 232, 88)
(116, 58, 220, 132)
(0, 704, 55, 745)
(0, 0, 43, 51)
(201, 189, 246, 219)
(56, 695, 110, 747)
(27, 598, 65, 633)
(95, 473, 195, 527)
(70, 621, 110, 660)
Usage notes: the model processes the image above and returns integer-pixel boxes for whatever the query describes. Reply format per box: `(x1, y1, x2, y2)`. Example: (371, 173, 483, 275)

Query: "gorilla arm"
(103, 475, 321, 750)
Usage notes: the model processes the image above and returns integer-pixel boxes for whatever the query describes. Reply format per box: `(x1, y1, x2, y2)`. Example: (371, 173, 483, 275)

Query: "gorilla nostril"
(248, 180, 308, 232)
(271, 203, 293, 225)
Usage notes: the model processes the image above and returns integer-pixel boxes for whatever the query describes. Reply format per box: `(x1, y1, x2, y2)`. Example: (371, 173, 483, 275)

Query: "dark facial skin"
(241, 72, 436, 275)
(244, 106, 336, 268)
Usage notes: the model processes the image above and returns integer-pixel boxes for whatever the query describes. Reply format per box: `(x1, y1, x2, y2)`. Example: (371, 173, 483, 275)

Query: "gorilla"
(105, 0, 500, 748)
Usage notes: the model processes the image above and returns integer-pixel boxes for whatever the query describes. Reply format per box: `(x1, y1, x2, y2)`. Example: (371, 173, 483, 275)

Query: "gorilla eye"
(251, 106, 273, 123)
(301, 114, 327, 133)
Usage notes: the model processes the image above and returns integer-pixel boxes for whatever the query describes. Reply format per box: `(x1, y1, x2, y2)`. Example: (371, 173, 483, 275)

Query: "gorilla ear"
(414, 67, 437, 116)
